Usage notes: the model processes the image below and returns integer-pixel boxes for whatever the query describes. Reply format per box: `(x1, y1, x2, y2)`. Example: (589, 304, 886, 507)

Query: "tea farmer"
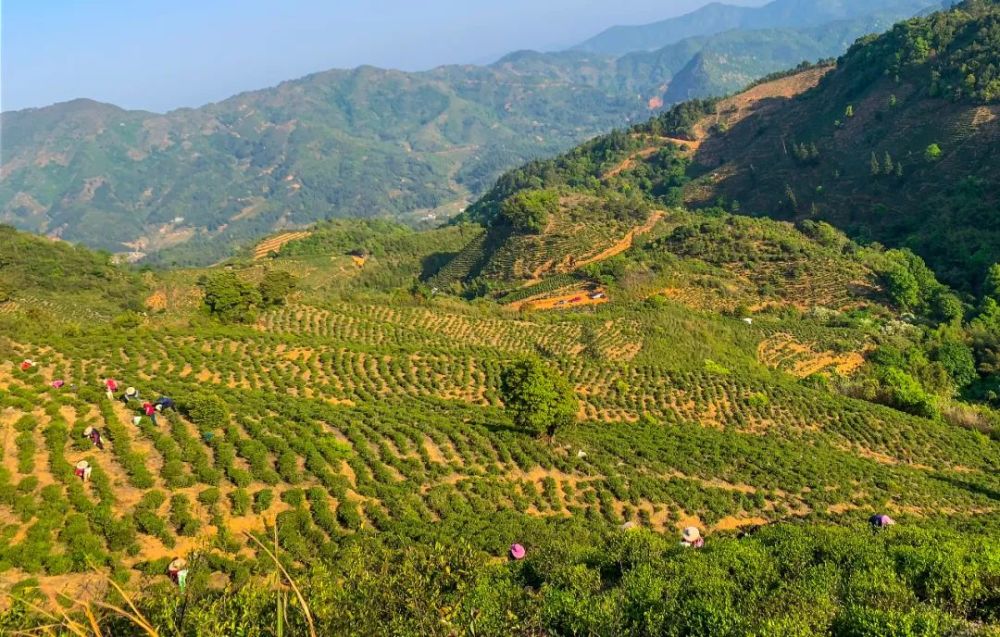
(168, 558, 189, 591)
(681, 526, 704, 548)
(154, 396, 176, 412)
(120, 386, 139, 405)
(142, 401, 158, 425)
(83, 426, 105, 450)
(869, 514, 896, 530)
(104, 378, 119, 400)
(510, 543, 526, 560)
(19, 359, 34, 371)
(74, 460, 92, 482)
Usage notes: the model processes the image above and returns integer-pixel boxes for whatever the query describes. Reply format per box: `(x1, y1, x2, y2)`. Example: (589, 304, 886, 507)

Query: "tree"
(200, 271, 262, 323)
(932, 290, 964, 324)
(985, 263, 1000, 299)
(870, 152, 882, 176)
(877, 367, 937, 418)
(933, 339, 979, 389)
(500, 190, 558, 234)
(882, 152, 894, 175)
(259, 270, 298, 307)
(924, 143, 942, 162)
(499, 357, 577, 438)
(883, 267, 920, 309)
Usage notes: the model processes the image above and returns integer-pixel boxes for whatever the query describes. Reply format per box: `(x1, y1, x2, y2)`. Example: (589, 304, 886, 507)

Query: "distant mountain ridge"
(0, 0, 943, 265)
(574, 0, 949, 55)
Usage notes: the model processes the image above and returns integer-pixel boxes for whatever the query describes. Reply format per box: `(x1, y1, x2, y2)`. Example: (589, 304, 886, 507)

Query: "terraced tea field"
(253, 231, 312, 260)
(2, 290, 998, 604)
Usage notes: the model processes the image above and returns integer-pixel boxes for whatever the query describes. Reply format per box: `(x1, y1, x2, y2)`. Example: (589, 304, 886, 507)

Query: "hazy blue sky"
(2, 0, 760, 113)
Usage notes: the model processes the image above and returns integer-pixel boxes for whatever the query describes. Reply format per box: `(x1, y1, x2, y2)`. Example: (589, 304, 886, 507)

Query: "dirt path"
(575, 211, 665, 270)
(511, 289, 609, 312)
(604, 139, 702, 179)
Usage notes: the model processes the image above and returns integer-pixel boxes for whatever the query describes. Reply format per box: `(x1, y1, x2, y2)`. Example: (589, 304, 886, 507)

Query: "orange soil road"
(604, 138, 702, 179)
(511, 289, 609, 312)
(574, 211, 665, 270)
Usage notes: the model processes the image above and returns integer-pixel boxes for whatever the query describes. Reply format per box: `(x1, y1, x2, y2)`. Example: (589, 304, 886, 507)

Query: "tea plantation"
(1, 215, 999, 635)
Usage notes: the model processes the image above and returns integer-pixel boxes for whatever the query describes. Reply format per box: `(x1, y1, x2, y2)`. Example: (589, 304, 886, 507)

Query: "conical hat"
(75, 460, 89, 470)
(83, 426, 94, 436)
(125, 387, 137, 396)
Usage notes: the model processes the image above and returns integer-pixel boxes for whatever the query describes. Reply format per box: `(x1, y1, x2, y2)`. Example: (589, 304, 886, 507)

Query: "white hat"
(75, 460, 89, 470)
(83, 426, 94, 436)
(682, 527, 701, 542)
(125, 387, 137, 396)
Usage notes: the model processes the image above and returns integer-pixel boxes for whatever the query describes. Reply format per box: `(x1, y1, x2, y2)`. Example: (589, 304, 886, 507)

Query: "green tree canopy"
(499, 190, 559, 234)
(499, 357, 577, 437)
(259, 270, 298, 307)
(200, 271, 262, 324)
(985, 263, 1000, 300)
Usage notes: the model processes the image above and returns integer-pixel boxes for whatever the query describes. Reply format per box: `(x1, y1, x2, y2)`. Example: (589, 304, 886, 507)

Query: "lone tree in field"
(199, 271, 262, 324)
(500, 357, 577, 438)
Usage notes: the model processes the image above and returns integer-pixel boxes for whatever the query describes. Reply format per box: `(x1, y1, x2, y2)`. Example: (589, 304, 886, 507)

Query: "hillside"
(1, 0, 943, 266)
(0, 217, 998, 633)
(574, 0, 945, 55)
(682, 0, 1000, 291)
(474, 0, 1000, 292)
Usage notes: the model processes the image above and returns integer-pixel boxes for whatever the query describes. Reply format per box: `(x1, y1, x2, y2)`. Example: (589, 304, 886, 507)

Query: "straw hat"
(682, 527, 701, 542)
(169, 558, 187, 570)
(621, 520, 639, 531)
(75, 460, 89, 470)
(125, 387, 137, 396)
(510, 543, 526, 560)
(83, 426, 94, 436)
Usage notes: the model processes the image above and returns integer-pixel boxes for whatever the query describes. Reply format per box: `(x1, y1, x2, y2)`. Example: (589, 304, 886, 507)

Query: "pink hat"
(510, 543, 526, 560)
(52, 380, 65, 389)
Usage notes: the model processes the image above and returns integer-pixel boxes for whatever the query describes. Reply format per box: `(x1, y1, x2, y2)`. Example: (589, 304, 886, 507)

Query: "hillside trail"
(510, 289, 609, 312)
(574, 210, 665, 270)
(603, 139, 702, 179)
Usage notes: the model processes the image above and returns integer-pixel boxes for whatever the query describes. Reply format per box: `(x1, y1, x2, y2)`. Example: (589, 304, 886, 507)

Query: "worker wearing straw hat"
(74, 460, 92, 482)
(168, 558, 189, 590)
(681, 526, 704, 548)
(83, 426, 104, 450)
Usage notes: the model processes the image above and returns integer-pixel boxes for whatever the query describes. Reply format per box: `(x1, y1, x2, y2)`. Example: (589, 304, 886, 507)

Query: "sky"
(1, 0, 760, 113)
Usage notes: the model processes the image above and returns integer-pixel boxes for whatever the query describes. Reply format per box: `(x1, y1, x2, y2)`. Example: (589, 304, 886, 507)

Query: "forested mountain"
(574, 0, 948, 55)
(1, 0, 944, 265)
(466, 0, 1000, 293)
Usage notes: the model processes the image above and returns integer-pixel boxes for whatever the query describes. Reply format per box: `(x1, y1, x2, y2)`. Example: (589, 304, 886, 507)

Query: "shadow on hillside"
(420, 252, 458, 280)
(931, 474, 1000, 502)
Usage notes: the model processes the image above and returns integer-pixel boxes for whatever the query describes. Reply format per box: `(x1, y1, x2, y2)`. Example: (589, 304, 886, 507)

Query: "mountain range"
(0, 0, 943, 265)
